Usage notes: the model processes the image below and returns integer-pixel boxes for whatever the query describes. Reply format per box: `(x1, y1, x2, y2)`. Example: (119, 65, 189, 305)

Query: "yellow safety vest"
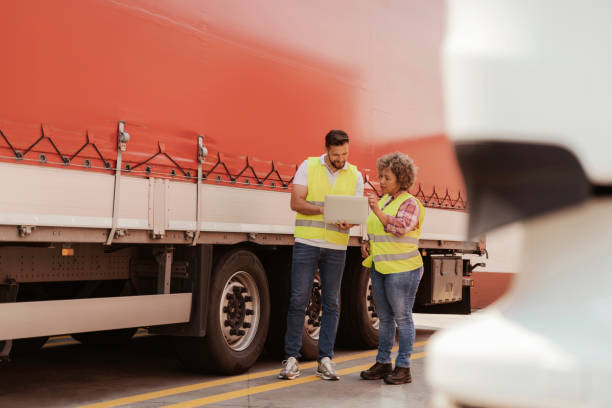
(294, 157, 359, 246)
(362, 192, 425, 274)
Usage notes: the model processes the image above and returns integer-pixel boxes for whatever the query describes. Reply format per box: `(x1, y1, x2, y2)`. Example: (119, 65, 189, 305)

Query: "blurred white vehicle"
(426, 1, 612, 407)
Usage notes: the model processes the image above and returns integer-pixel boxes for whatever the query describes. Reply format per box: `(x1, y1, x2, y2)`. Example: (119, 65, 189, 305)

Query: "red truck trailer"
(0, 0, 484, 373)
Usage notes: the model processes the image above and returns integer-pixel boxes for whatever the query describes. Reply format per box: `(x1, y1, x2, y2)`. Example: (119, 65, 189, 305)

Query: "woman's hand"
(367, 193, 379, 211)
(361, 241, 370, 258)
(368, 193, 388, 226)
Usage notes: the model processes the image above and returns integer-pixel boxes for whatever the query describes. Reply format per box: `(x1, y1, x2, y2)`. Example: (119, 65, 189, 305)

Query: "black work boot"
(383, 366, 412, 384)
(360, 362, 393, 380)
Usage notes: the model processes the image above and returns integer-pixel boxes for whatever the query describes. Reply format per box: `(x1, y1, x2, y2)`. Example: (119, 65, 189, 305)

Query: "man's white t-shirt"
(293, 154, 364, 250)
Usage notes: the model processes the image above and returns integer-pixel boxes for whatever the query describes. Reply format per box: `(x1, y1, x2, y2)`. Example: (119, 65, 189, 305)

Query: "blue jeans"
(285, 242, 346, 361)
(370, 265, 423, 368)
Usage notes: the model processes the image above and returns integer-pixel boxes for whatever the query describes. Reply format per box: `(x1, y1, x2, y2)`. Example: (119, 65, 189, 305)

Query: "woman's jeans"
(370, 265, 423, 367)
(284, 242, 346, 361)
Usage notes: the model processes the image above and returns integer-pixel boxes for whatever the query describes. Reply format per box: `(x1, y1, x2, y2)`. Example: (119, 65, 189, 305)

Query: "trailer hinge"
(114, 228, 128, 239)
(18, 225, 36, 237)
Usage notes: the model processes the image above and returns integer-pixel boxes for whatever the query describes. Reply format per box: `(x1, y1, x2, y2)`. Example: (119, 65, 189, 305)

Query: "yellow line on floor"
(79, 341, 426, 408)
(163, 352, 426, 408)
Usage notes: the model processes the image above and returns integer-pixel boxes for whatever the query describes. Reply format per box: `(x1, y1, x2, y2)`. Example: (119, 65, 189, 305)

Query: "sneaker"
(360, 362, 393, 380)
(278, 357, 300, 380)
(316, 357, 340, 381)
(383, 366, 412, 385)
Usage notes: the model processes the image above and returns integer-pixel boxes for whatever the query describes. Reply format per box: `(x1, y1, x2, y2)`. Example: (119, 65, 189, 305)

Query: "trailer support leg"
(0, 281, 19, 361)
(157, 246, 173, 294)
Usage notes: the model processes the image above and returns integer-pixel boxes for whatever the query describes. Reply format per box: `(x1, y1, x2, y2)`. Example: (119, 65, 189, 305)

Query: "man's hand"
(336, 220, 350, 230)
(361, 241, 370, 258)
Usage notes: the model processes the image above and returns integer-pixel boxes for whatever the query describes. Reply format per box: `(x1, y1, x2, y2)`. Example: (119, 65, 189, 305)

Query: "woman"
(359, 152, 425, 385)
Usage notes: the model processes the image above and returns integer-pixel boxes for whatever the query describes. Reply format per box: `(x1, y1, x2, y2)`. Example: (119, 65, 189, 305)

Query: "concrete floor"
(0, 331, 433, 408)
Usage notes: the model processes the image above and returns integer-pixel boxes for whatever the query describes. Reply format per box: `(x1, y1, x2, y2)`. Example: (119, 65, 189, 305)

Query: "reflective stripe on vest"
(362, 192, 425, 274)
(367, 234, 419, 244)
(294, 157, 358, 246)
(373, 250, 420, 263)
(294, 219, 350, 233)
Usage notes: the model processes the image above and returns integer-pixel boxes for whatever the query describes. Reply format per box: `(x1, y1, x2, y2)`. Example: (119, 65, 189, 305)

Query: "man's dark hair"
(325, 129, 349, 147)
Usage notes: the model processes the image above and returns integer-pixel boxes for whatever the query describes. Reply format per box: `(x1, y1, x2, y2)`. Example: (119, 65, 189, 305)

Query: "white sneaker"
(278, 356, 300, 380)
(316, 357, 340, 380)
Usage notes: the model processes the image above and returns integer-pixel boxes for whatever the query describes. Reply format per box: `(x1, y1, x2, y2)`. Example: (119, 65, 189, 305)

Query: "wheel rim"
(219, 270, 260, 351)
(366, 277, 379, 330)
(304, 274, 322, 341)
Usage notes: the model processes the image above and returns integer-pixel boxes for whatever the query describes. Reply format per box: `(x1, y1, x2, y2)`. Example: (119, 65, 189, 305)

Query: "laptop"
(323, 195, 369, 225)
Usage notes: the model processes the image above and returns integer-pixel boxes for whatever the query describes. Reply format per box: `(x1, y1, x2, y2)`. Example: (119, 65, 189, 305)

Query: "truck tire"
(175, 249, 270, 375)
(72, 328, 137, 346)
(299, 270, 342, 360)
(339, 250, 378, 348)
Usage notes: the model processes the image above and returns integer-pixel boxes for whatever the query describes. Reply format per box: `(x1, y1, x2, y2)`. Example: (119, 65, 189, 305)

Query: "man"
(279, 129, 364, 381)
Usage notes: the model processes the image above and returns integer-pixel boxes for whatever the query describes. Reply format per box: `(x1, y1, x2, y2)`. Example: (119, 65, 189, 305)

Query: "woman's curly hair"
(376, 152, 418, 190)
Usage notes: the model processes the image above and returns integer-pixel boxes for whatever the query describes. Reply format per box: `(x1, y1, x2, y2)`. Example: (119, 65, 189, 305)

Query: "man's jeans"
(284, 242, 346, 361)
(370, 265, 423, 368)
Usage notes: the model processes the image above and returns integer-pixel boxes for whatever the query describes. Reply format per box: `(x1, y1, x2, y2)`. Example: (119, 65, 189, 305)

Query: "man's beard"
(331, 160, 345, 170)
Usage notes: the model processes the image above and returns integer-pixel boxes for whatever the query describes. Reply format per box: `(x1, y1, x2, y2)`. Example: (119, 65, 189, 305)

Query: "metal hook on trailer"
(106, 121, 130, 246)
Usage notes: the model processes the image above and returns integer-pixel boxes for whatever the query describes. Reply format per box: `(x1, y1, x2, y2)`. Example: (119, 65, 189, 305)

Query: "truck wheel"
(299, 270, 342, 360)
(339, 252, 378, 348)
(72, 328, 137, 346)
(175, 249, 270, 375)
(299, 271, 321, 360)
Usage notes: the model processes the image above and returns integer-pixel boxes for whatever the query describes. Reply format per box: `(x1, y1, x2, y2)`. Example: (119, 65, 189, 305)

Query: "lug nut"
(243, 322, 251, 328)
(246, 309, 254, 315)
(226, 294, 234, 300)
(241, 287, 248, 293)
(244, 296, 252, 302)
(237, 330, 245, 336)
(232, 286, 241, 293)
(223, 306, 229, 313)
(367, 306, 374, 311)
(224, 320, 232, 327)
